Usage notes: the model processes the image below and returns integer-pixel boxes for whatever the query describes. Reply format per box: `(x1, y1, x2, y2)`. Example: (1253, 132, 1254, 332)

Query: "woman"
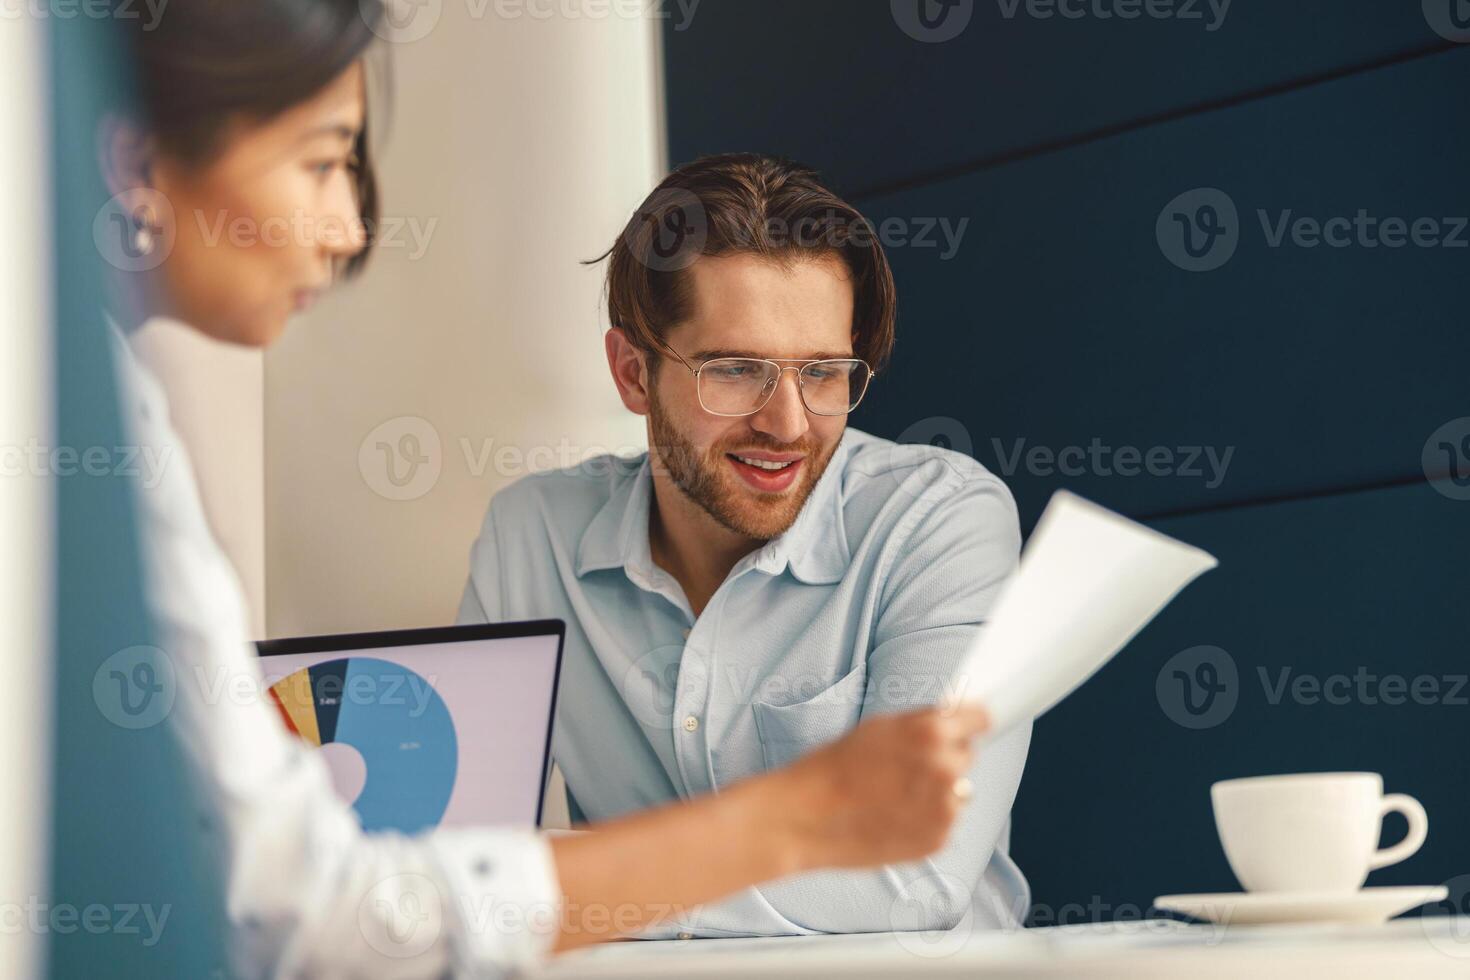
(98, 1, 990, 976)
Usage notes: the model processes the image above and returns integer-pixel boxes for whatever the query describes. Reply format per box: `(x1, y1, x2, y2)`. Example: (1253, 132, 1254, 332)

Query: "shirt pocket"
(751, 665, 868, 771)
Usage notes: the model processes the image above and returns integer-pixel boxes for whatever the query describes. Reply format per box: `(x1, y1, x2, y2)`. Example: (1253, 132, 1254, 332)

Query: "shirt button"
(677, 932, 694, 941)
(682, 715, 699, 733)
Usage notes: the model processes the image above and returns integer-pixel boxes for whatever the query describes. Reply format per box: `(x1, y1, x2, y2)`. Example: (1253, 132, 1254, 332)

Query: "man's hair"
(598, 153, 898, 372)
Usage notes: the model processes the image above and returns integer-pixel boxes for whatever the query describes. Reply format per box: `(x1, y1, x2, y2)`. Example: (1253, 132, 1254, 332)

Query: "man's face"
(647, 251, 857, 541)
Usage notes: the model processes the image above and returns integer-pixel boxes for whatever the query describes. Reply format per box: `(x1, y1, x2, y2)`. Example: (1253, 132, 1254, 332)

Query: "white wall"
(0, 17, 51, 980)
(264, 9, 662, 637)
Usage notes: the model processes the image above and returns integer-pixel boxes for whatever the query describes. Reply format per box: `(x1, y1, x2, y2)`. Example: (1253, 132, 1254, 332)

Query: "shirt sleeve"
(459, 495, 505, 624)
(121, 354, 562, 978)
(636, 471, 1032, 938)
(156, 541, 564, 978)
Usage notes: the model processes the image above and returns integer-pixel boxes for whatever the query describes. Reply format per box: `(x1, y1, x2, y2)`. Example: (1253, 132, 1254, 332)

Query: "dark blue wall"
(664, 1, 1469, 919)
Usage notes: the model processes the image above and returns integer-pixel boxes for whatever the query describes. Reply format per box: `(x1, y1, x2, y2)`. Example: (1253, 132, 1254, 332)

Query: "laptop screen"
(256, 621, 563, 834)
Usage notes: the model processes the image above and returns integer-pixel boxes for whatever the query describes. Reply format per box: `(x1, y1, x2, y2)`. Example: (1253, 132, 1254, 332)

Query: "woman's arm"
(549, 705, 990, 951)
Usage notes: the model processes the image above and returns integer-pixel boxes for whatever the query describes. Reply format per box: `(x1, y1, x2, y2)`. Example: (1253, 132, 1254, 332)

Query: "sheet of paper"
(959, 490, 1218, 734)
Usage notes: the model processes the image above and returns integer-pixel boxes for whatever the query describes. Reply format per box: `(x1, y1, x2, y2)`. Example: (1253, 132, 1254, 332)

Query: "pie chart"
(266, 656, 458, 833)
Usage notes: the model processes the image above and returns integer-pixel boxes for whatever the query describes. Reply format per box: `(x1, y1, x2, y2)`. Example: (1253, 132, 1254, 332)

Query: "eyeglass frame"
(655, 339, 877, 418)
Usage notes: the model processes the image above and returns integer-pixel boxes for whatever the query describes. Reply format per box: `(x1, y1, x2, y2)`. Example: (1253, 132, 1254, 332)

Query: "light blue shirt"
(458, 427, 1032, 937)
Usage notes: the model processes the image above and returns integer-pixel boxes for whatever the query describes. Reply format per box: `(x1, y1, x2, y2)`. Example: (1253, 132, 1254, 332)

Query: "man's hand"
(778, 705, 990, 871)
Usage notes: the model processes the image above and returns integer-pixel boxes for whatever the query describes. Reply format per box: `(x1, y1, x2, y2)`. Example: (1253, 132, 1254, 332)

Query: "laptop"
(256, 620, 564, 834)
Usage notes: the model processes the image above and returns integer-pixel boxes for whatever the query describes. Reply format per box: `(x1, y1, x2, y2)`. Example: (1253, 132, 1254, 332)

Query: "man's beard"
(647, 383, 837, 541)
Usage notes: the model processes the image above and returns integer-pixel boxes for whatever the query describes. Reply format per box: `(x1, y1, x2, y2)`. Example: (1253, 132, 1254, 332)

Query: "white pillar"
(0, 15, 53, 980)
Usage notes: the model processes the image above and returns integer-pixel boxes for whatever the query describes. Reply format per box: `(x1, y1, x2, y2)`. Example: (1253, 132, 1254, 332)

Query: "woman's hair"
(597, 153, 899, 373)
(112, 0, 387, 276)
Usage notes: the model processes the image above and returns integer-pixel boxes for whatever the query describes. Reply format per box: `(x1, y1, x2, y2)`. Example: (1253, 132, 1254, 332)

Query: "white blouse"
(108, 322, 560, 979)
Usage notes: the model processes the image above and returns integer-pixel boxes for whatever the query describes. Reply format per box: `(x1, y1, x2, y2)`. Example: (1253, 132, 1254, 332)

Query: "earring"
(131, 206, 158, 256)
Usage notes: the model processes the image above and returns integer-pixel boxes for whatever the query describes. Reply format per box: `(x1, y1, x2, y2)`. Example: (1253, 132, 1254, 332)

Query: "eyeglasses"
(659, 341, 875, 418)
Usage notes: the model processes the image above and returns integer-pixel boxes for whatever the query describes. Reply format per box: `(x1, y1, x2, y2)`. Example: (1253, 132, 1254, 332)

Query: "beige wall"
(264, 9, 662, 637)
(131, 323, 267, 638)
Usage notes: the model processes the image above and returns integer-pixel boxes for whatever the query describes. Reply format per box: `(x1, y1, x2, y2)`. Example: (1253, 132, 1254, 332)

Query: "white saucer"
(1153, 886, 1448, 926)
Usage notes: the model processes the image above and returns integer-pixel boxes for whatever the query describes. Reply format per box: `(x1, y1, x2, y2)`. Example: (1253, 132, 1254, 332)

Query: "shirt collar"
(575, 435, 853, 587)
(575, 455, 659, 584)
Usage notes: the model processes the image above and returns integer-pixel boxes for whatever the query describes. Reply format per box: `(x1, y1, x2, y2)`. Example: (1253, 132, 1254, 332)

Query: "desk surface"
(533, 916, 1470, 979)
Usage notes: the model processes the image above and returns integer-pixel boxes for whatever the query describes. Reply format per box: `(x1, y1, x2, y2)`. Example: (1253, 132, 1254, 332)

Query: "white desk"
(533, 916, 1470, 979)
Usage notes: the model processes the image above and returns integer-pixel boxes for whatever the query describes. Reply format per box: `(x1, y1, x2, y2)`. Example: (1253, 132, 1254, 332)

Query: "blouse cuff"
(429, 828, 562, 977)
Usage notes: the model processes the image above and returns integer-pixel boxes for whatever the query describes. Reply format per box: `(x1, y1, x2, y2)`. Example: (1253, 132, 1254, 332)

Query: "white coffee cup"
(1211, 772, 1428, 893)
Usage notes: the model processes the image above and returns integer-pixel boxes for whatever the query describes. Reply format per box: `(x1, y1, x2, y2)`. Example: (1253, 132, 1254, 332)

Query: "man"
(459, 154, 1030, 937)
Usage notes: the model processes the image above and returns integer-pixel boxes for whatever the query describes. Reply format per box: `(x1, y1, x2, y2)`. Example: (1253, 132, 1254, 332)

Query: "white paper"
(960, 490, 1218, 734)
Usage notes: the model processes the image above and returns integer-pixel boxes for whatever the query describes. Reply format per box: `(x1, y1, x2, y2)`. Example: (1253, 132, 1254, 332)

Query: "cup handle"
(1368, 793, 1428, 870)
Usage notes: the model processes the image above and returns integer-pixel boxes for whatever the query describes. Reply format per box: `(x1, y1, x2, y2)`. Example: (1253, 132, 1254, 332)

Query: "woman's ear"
(96, 115, 155, 197)
(94, 115, 176, 273)
(605, 327, 653, 417)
